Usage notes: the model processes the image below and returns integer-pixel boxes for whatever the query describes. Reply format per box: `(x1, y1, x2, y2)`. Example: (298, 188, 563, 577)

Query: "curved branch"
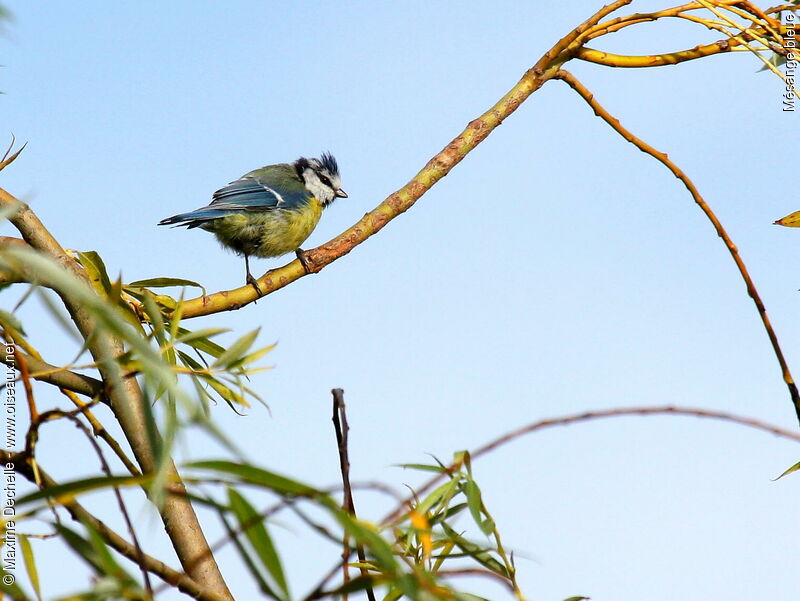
(0, 351, 105, 400)
(577, 38, 736, 67)
(554, 69, 800, 423)
(177, 0, 635, 318)
(382, 405, 800, 528)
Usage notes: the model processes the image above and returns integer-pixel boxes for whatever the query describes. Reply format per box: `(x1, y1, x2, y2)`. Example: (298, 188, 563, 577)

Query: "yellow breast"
(256, 197, 324, 257)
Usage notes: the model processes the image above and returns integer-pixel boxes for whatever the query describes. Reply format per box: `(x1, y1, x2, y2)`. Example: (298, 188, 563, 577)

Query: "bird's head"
(295, 152, 347, 206)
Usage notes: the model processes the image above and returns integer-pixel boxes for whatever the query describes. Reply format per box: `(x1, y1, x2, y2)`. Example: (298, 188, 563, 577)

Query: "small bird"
(158, 153, 346, 294)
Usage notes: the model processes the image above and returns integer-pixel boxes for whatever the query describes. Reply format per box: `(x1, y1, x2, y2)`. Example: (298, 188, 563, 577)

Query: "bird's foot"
(295, 248, 313, 274)
(246, 273, 263, 297)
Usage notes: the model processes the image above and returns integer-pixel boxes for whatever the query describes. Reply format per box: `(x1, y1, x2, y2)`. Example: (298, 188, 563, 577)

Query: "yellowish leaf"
(409, 510, 432, 560)
(774, 210, 800, 227)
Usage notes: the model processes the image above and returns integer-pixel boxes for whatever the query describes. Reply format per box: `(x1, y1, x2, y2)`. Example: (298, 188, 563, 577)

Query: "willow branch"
(554, 69, 800, 423)
(0, 350, 105, 400)
(382, 405, 800, 527)
(578, 38, 737, 67)
(0, 190, 234, 599)
(27, 410, 153, 597)
(175, 0, 634, 318)
(0, 451, 228, 601)
(59, 388, 141, 477)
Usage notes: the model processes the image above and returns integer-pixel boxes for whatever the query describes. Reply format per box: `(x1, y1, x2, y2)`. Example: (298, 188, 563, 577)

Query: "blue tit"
(158, 153, 346, 293)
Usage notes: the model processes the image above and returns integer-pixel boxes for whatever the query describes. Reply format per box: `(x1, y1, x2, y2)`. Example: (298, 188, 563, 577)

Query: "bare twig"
(553, 69, 800, 423)
(332, 388, 376, 601)
(34, 410, 154, 597)
(58, 388, 141, 477)
(9, 338, 37, 421)
(0, 450, 227, 601)
(383, 405, 800, 527)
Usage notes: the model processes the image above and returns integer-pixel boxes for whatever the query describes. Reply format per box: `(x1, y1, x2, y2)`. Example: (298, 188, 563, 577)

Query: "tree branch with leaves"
(1, 2, 798, 600)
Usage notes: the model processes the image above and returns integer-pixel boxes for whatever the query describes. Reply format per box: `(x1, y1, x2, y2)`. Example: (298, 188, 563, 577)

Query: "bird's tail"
(157, 209, 228, 228)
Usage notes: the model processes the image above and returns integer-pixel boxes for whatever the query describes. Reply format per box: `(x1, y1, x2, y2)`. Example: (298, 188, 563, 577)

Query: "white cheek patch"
(302, 168, 335, 205)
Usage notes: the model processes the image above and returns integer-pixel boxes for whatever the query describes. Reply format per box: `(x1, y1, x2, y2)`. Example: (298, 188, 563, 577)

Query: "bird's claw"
(246, 273, 263, 297)
(296, 249, 312, 274)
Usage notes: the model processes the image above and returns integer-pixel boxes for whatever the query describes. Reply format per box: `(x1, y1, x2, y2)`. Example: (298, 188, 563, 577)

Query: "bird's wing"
(208, 177, 284, 211)
(209, 164, 310, 212)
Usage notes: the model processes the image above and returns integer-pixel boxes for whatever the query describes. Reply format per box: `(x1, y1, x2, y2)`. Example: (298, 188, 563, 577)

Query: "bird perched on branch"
(158, 153, 347, 294)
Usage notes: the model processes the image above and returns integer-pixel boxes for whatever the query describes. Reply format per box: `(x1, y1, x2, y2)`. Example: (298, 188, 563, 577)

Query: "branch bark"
(1, 451, 229, 601)
(0, 190, 234, 600)
(176, 0, 634, 318)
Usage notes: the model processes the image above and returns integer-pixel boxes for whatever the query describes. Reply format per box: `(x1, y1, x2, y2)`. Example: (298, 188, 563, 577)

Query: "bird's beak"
(335, 189, 348, 198)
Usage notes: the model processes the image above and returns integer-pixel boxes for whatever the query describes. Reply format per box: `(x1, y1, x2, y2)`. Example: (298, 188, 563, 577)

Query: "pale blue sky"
(2, 2, 800, 600)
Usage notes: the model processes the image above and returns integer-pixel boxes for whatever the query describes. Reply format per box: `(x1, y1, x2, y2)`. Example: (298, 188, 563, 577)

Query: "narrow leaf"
(774, 460, 800, 480)
(76, 251, 111, 295)
(212, 328, 260, 368)
(18, 475, 146, 507)
(395, 463, 447, 473)
(18, 535, 40, 601)
(440, 522, 508, 577)
(228, 488, 289, 600)
(774, 210, 800, 227)
(414, 478, 460, 517)
(126, 277, 205, 292)
(187, 461, 317, 496)
(0, 566, 32, 601)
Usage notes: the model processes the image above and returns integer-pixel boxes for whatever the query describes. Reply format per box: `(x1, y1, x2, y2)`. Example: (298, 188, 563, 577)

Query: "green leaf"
(54, 524, 104, 575)
(0, 308, 25, 336)
(428, 502, 469, 525)
(212, 328, 260, 369)
(326, 574, 385, 597)
(228, 488, 289, 600)
(0, 566, 32, 601)
(82, 519, 135, 584)
(234, 343, 276, 369)
(175, 327, 229, 346)
(126, 277, 205, 293)
(562, 597, 590, 601)
(414, 478, 460, 517)
(440, 522, 508, 577)
(177, 327, 227, 357)
(332, 509, 399, 575)
(463, 480, 483, 526)
(198, 373, 249, 407)
(187, 461, 318, 496)
(18, 474, 146, 507)
(18, 535, 40, 601)
(774, 460, 800, 480)
(395, 463, 447, 473)
(463, 479, 494, 535)
(76, 251, 112, 295)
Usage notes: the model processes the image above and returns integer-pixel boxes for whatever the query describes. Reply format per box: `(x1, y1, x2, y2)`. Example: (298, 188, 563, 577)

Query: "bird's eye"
(319, 174, 332, 187)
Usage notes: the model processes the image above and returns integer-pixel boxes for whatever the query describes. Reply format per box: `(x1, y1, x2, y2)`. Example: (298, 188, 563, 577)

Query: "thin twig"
(59, 388, 141, 477)
(332, 388, 376, 601)
(554, 69, 800, 423)
(27, 409, 154, 598)
(382, 405, 800, 527)
(0, 450, 226, 601)
(0, 135, 27, 172)
(10, 338, 37, 421)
